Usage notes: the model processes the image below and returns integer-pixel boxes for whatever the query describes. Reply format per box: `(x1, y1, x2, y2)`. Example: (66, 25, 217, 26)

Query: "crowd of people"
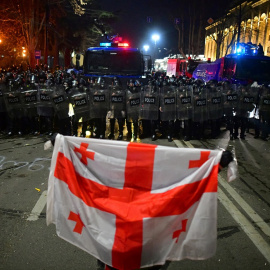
(0, 64, 269, 142)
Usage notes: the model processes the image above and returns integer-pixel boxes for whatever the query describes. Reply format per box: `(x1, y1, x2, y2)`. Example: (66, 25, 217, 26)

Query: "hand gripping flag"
(46, 134, 223, 270)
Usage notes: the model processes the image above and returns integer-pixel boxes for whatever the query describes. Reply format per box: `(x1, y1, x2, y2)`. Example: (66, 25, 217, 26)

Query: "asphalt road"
(0, 127, 270, 270)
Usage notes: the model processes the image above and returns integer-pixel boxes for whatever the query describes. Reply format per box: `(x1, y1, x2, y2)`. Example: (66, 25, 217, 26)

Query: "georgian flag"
(46, 134, 223, 270)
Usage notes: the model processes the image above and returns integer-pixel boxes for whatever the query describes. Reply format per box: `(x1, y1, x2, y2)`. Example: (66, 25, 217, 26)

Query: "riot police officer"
(234, 84, 256, 139)
(69, 76, 90, 137)
(176, 77, 193, 141)
(89, 77, 109, 139)
(52, 73, 72, 135)
(21, 73, 39, 135)
(3, 72, 24, 135)
(159, 77, 177, 142)
(140, 79, 160, 141)
(0, 71, 8, 133)
(108, 77, 126, 140)
(222, 81, 238, 140)
(258, 84, 270, 140)
(192, 79, 208, 140)
(37, 70, 54, 135)
(126, 79, 142, 141)
(207, 80, 223, 139)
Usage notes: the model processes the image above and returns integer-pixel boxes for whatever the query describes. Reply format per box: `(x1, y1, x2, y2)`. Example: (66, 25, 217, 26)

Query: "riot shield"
(70, 86, 90, 121)
(177, 85, 193, 120)
(3, 89, 22, 118)
(108, 85, 126, 119)
(223, 85, 238, 117)
(160, 85, 177, 122)
(192, 85, 208, 123)
(37, 83, 54, 117)
(259, 86, 270, 121)
(52, 85, 70, 119)
(89, 84, 109, 119)
(140, 84, 159, 121)
(235, 85, 256, 118)
(126, 87, 141, 122)
(37, 84, 54, 108)
(208, 86, 223, 120)
(20, 85, 38, 118)
(0, 83, 6, 113)
(21, 88, 38, 108)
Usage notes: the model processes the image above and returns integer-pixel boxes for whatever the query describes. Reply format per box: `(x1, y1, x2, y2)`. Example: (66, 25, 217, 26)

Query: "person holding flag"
(46, 134, 235, 270)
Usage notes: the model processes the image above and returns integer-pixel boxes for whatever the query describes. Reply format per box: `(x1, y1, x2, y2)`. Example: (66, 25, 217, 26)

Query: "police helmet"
(39, 71, 47, 83)
(194, 78, 204, 86)
(79, 77, 86, 86)
(5, 72, 13, 81)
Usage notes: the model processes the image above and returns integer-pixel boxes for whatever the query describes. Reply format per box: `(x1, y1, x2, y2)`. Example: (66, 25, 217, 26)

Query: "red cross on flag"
(47, 134, 223, 270)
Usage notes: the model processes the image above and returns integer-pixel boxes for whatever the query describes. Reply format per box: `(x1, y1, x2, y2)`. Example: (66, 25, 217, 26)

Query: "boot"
(133, 120, 138, 141)
(108, 119, 115, 139)
(127, 122, 132, 140)
(117, 133, 123, 140)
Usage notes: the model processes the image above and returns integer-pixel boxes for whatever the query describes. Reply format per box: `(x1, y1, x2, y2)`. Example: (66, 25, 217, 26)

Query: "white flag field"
(47, 134, 225, 270)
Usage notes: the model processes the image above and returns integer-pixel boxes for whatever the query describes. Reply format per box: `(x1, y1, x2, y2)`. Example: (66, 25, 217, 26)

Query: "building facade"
(205, 0, 270, 61)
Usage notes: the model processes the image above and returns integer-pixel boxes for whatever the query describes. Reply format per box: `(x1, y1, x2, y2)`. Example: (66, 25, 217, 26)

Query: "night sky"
(99, 0, 178, 51)
(99, 0, 230, 55)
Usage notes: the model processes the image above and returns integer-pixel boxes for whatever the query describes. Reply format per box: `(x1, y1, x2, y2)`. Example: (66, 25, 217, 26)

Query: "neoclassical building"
(205, 0, 270, 61)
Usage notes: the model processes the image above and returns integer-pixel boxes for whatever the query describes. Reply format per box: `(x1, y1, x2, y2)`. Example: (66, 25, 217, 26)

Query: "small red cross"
(55, 145, 216, 269)
(74, 142, 95, 165)
(189, 151, 210, 168)
(68, 211, 85, 234)
(173, 219, 188, 243)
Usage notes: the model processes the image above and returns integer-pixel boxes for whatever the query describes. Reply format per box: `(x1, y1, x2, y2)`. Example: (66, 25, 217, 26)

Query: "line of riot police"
(1, 67, 270, 142)
(0, 67, 72, 136)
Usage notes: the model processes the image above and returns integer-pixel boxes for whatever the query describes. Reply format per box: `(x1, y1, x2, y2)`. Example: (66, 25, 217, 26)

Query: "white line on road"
(173, 139, 186, 148)
(27, 190, 47, 221)
(182, 140, 193, 148)
(218, 187, 270, 263)
(219, 176, 270, 238)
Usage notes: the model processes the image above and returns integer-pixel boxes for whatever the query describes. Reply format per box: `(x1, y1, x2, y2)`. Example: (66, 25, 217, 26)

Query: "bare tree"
(0, 0, 116, 68)
(209, 1, 254, 59)
(0, 1, 27, 66)
(168, 0, 210, 59)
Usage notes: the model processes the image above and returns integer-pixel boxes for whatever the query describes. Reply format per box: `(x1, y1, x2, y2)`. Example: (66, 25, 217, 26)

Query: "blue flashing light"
(236, 48, 242, 53)
(86, 47, 139, 52)
(100, 43, 111, 47)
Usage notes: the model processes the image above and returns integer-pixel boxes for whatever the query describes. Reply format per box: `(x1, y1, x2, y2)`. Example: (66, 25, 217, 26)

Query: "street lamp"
(152, 34, 160, 70)
(143, 45, 151, 73)
(22, 47, 26, 57)
(143, 44, 149, 52)
(152, 34, 160, 45)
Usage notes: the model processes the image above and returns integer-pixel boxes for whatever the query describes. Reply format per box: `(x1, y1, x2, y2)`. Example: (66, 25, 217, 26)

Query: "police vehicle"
(82, 41, 150, 85)
(193, 43, 270, 85)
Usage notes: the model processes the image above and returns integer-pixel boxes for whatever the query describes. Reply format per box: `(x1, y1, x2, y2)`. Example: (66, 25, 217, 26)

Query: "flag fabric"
(46, 134, 223, 270)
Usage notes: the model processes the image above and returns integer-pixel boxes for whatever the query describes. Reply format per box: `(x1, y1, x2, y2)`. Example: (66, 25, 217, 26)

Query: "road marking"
(219, 177, 270, 238)
(218, 187, 270, 263)
(183, 140, 193, 148)
(173, 139, 186, 148)
(27, 190, 47, 221)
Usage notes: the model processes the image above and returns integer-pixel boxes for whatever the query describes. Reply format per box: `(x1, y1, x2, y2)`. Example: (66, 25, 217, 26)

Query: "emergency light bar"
(118, 43, 129, 47)
(100, 43, 111, 47)
(99, 42, 129, 48)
